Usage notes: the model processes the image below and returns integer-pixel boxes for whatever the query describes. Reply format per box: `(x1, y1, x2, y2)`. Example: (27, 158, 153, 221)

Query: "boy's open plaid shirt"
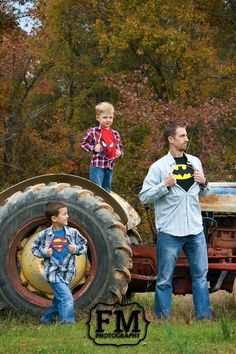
(80, 126, 123, 170)
(32, 226, 87, 284)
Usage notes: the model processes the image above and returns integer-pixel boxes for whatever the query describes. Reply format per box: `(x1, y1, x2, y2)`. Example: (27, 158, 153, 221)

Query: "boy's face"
(96, 111, 114, 129)
(52, 207, 69, 227)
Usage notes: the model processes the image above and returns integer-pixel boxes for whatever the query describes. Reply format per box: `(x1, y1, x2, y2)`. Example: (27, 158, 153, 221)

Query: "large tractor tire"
(0, 183, 132, 315)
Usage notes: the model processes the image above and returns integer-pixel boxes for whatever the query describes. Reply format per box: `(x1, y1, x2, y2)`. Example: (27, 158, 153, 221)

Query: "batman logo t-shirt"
(173, 155, 194, 192)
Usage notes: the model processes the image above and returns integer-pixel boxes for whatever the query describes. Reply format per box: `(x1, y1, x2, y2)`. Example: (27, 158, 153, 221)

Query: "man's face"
(52, 207, 69, 227)
(169, 127, 189, 152)
(96, 111, 114, 128)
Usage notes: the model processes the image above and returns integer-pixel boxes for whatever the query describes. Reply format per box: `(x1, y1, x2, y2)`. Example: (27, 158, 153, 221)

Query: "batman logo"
(173, 164, 194, 180)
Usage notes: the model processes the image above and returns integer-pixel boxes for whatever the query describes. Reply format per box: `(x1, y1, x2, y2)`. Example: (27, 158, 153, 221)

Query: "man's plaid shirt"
(80, 126, 123, 170)
(32, 226, 87, 284)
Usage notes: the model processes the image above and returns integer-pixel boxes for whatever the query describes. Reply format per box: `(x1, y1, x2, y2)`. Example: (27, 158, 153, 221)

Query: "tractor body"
(129, 183, 236, 300)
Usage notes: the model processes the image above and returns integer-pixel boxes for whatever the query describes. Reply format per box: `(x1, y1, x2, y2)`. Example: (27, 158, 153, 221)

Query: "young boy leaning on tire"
(32, 201, 87, 324)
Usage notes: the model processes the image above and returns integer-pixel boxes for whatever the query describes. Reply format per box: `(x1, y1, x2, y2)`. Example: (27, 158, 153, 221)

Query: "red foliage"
(103, 70, 235, 180)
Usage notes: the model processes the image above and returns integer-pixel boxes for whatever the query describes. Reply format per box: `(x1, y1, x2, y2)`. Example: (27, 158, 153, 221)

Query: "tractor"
(0, 174, 235, 314)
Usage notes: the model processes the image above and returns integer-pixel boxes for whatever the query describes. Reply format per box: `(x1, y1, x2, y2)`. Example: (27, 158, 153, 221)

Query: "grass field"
(0, 291, 235, 354)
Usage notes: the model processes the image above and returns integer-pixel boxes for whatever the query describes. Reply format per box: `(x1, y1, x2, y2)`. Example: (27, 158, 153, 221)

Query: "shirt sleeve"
(195, 158, 209, 196)
(32, 231, 48, 258)
(72, 230, 87, 255)
(80, 129, 96, 153)
(114, 131, 124, 158)
(139, 164, 169, 204)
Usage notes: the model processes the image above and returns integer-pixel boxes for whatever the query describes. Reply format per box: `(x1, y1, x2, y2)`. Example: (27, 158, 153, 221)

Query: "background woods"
(0, 1, 235, 207)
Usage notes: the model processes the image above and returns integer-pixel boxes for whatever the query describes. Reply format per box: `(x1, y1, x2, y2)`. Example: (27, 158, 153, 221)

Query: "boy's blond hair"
(95, 102, 114, 115)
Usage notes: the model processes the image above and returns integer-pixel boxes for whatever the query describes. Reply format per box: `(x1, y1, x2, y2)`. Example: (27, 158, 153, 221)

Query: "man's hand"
(94, 143, 101, 153)
(47, 248, 53, 257)
(115, 149, 121, 158)
(68, 244, 75, 253)
(164, 173, 176, 187)
(194, 170, 206, 185)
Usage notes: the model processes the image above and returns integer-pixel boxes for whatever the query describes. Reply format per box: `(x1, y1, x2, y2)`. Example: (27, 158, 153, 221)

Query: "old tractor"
(0, 174, 235, 314)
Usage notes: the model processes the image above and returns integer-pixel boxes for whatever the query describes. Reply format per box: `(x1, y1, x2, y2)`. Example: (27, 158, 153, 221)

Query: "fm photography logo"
(87, 302, 150, 346)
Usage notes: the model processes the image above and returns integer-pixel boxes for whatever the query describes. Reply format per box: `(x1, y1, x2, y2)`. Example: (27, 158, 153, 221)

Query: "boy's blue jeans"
(155, 231, 212, 320)
(41, 281, 75, 324)
(90, 166, 113, 192)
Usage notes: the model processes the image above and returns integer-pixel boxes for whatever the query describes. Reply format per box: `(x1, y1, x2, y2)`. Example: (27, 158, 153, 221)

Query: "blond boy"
(80, 102, 123, 192)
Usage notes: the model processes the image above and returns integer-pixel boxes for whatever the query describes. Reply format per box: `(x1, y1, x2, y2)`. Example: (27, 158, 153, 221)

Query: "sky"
(10, 1, 37, 33)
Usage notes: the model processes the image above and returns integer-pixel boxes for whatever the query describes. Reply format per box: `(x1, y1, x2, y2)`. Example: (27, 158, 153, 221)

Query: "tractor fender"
(110, 191, 141, 231)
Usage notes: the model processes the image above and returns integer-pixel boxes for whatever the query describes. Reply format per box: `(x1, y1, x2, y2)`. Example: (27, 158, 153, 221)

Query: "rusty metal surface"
(0, 174, 128, 226)
(207, 263, 236, 271)
(200, 182, 236, 213)
(208, 182, 236, 189)
(210, 229, 236, 249)
(200, 195, 236, 213)
(131, 244, 157, 270)
(207, 248, 233, 257)
(129, 242, 236, 293)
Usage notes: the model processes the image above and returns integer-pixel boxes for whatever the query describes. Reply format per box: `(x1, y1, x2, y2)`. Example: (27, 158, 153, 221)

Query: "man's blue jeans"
(155, 231, 212, 320)
(90, 166, 113, 192)
(41, 281, 75, 324)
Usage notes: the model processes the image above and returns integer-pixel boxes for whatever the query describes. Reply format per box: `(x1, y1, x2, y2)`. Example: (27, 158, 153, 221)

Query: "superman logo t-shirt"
(50, 228, 69, 264)
(173, 155, 194, 192)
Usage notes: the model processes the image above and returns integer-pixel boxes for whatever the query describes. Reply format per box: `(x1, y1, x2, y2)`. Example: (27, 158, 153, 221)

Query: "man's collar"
(166, 151, 190, 165)
(166, 151, 197, 171)
(166, 151, 177, 165)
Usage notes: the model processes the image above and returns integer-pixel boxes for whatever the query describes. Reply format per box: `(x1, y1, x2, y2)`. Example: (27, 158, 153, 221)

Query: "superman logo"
(51, 237, 68, 253)
(173, 164, 194, 180)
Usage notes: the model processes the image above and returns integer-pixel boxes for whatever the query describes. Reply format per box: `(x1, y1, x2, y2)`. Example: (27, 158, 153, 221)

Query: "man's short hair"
(95, 102, 114, 115)
(163, 122, 186, 146)
(45, 201, 67, 222)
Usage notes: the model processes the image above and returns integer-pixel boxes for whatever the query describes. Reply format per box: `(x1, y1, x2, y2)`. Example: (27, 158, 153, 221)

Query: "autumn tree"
(90, 0, 236, 194)
(0, 1, 55, 185)
(23, 0, 117, 176)
(0, 0, 235, 195)
(0, 1, 106, 184)
(93, 0, 235, 101)
(0, 1, 17, 33)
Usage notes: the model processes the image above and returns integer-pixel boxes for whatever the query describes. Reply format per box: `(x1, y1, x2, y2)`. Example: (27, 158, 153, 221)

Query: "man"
(139, 122, 212, 320)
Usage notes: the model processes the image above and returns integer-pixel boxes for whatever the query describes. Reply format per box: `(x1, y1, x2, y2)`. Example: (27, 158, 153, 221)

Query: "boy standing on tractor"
(80, 102, 123, 192)
(32, 201, 87, 324)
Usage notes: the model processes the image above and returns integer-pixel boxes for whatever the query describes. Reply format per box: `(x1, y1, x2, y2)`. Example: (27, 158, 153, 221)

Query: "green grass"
(0, 291, 236, 354)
